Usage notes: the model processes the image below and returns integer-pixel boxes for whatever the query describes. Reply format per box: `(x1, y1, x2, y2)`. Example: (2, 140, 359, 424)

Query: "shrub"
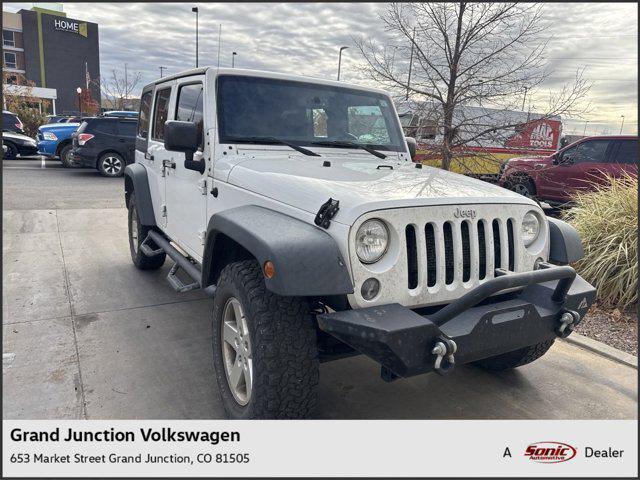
(564, 173, 638, 308)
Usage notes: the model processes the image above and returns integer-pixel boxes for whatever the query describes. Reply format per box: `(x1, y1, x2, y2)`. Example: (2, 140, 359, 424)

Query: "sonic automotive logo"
(530, 122, 554, 148)
(525, 441, 577, 463)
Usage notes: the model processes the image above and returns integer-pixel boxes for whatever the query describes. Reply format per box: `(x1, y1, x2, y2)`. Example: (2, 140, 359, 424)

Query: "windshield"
(217, 75, 405, 152)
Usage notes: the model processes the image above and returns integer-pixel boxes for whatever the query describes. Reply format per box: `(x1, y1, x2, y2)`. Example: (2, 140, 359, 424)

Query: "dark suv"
(3, 110, 24, 134)
(71, 116, 138, 177)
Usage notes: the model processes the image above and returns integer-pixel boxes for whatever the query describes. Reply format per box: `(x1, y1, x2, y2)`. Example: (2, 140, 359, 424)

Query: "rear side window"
(138, 90, 152, 138)
(90, 119, 117, 135)
(3, 112, 18, 128)
(118, 120, 137, 137)
(175, 83, 204, 149)
(574, 140, 611, 163)
(611, 140, 638, 164)
(152, 87, 171, 141)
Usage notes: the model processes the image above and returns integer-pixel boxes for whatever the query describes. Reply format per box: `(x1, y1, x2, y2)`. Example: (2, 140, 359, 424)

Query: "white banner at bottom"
(2, 420, 637, 477)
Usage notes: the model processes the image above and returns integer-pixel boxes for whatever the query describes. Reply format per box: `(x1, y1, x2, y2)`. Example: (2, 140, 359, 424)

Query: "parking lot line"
(41, 156, 46, 169)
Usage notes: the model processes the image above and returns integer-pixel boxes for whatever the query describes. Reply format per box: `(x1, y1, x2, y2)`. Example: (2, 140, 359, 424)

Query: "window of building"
(175, 83, 204, 149)
(152, 88, 171, 141)
(3, 30, 16, 47)
(4, 51, 17, 69)
(137, 90, 153, 138)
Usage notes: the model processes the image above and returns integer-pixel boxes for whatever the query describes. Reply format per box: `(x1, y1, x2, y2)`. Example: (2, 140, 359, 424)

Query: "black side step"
(144, 230, 216, 296)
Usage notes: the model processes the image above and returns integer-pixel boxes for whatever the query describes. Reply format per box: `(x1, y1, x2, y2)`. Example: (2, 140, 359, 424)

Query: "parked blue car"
(37, 122, 81, 166)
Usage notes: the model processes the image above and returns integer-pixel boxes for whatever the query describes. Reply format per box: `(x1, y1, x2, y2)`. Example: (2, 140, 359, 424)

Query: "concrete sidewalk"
(2, 207, 638, 420)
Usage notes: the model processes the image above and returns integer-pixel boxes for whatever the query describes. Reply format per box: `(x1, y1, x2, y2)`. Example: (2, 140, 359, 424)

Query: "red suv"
(500, 135, 638, 204)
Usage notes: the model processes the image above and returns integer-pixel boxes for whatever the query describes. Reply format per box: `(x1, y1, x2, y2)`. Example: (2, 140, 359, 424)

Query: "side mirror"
(164, 120, 205, 174)
(552, 153, 559, 165)
(405, 137, 417, 161)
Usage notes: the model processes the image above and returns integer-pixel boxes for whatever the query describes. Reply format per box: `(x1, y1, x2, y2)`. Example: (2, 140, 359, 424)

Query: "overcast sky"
(5, 2, 638, 134)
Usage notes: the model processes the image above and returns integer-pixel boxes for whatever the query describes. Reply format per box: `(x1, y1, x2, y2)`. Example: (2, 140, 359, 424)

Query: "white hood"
(225, 154, 537, 225)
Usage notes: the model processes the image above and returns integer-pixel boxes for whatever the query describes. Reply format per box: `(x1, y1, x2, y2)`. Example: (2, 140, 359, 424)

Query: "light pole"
(522, 86, 528, 111)
(337, 46, 348, 81)
(192, 6, 199, 67)
(232, 51, 237, 68)
(76, 87, 82, 117)
(619, 115, 625, 134)
(406, 27, 416, 100)
(159, 66, 167, 78)
(583, 120, 589, 136)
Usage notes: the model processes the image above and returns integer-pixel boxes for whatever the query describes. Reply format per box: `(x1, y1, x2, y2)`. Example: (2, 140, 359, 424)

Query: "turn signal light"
(263, 261, 275, 279)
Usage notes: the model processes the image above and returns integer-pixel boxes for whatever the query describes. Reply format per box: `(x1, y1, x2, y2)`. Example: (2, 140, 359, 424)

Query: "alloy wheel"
(221, 297, 253, 406)
(102, 156, 123, 176)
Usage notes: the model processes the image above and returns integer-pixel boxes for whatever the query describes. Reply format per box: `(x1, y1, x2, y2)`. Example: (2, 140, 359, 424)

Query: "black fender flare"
(547, 217, 584, 265)
(124, 163, 156, 226)
(202, 206, 354, 297)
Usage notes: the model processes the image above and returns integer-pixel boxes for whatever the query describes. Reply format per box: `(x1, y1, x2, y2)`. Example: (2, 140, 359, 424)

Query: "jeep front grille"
(405, 218, 516, 290)
(348, 204, 548, 309)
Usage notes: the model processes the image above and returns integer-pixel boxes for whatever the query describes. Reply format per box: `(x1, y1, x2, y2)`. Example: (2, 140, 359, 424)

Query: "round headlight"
(356, 219, 389, 264)
(521, 211, 540, 246)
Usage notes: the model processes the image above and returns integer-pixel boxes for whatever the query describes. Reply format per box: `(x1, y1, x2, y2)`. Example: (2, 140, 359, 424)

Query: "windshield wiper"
(311, 140, 387, 159)
(227, 136, 320, 157)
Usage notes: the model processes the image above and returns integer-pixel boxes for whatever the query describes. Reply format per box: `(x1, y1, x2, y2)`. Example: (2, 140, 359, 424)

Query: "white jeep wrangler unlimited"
(125, 67, 596, 419)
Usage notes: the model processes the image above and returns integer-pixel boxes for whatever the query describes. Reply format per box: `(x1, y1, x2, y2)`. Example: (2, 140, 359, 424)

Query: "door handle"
(144, 152, 154, 161)
(162, 159, 176, 169)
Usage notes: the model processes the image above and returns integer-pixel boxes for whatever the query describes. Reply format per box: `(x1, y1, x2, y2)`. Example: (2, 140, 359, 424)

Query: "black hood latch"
(314, 198, 340, 229)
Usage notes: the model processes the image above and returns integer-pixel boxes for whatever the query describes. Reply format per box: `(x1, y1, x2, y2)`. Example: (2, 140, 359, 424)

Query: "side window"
(175, 83, 204, 149)
(93, 120, 117, 135)
(118, 120, 137, 137)
(137, 90, 152, 138)
(152, 87, 171, 141)
(574, 140, 610, 163)
(610, 140, 638, 164)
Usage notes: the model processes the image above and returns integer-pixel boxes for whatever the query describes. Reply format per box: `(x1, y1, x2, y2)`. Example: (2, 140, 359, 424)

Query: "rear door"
(116, 119, 137, 164)
(163, 76, 208, 259)
(146, 83, 174, 229)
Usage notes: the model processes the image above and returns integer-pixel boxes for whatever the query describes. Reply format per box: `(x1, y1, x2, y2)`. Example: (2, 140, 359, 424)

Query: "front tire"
(474, 339, 555, 371)
(98, 152, 125, 177)
(212, 260, 319, 419)
(127, 193, 166, 270)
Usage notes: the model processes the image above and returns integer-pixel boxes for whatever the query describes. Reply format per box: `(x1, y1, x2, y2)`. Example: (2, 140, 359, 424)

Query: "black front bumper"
(317, 265, 596, 378)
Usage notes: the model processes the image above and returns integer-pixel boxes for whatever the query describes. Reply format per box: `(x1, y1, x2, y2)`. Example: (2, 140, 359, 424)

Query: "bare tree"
(355, 3, 591, 171)
(96, 67, 142, 110)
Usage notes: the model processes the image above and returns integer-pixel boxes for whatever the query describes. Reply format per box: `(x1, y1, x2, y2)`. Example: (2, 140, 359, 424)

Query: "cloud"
(3, 2, 636, 134)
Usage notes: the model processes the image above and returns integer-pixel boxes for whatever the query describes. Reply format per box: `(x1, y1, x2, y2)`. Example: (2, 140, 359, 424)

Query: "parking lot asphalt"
(3, 156, 638, 419)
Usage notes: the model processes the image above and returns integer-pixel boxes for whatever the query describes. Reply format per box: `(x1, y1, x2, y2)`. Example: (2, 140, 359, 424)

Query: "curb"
(562, 333, 638, 369)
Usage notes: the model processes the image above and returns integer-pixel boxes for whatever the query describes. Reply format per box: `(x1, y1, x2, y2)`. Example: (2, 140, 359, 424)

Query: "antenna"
(217, 24, 222, 69)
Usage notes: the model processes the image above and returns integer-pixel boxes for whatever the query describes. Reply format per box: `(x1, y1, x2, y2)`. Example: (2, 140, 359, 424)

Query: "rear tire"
(474, 339, 555, 371)
(3, 142, 18, 159)
(212, 260, 319, 419)
(59, 144, 78, 167)
(98, 152, 125, 177)
(127, 193, 166, 270)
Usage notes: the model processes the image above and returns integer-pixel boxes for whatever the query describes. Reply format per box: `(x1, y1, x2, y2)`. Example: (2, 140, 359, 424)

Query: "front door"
(163, 76, 208, 260)
(538, 138, 613, 202)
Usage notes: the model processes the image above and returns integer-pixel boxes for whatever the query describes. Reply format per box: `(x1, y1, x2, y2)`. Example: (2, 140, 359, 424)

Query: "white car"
(124, 67, 596, 419)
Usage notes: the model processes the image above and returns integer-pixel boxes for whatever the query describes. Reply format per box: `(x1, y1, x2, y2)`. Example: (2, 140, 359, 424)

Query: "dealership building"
(2, 4, 100, 114)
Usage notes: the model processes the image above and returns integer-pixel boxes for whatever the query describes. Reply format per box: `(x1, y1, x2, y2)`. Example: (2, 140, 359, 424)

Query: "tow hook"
(432, 338, 457, 376)
(556, 310, 580, 338)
